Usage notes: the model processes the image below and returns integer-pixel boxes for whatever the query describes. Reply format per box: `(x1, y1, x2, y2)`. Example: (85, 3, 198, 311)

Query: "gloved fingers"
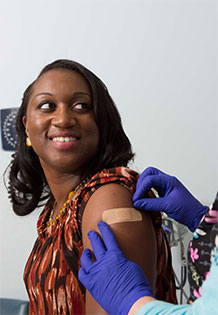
(140, 166, 165, 177)
(88, 230, 106, 260)
(133, 197, 165, 212)
(80, 248, 94, 272)
(133, 174, 168, 202)
(98, 221, 120, 251)
(137, 167, 167, 184)
(78, 267, 88, 284)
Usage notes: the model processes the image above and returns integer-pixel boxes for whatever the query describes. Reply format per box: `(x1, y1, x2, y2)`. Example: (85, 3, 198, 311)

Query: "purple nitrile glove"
(78, 221, 154, 315)
(133, 167, 209, 232)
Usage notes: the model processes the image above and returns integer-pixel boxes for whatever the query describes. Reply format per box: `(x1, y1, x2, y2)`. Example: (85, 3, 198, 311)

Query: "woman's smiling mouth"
(49, 134, 80, 149)
(52, 136, 78, 143)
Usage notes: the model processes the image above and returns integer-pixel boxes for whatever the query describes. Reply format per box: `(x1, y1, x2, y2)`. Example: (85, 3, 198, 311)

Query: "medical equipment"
(162, 213, 189, 304)
(0, 108, 18, 151)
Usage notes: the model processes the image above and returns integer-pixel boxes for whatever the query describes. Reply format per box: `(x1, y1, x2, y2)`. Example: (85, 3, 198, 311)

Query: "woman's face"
(23, 69, 99, 175)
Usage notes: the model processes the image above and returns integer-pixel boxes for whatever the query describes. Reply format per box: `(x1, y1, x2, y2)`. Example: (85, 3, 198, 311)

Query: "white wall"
(0, 0, 217, 301)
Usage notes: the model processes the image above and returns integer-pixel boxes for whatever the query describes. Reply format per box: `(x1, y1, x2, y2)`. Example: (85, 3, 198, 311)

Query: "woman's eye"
(73, 103, 89, 111)
(39, 102, 54, 110)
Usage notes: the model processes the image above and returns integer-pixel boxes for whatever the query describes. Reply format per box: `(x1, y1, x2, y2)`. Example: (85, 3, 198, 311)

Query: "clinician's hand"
(79, 221, 154, 315)
(133, 167, 209, 232)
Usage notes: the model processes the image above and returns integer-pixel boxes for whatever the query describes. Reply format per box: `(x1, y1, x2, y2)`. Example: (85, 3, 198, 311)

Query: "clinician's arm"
(136, 249, 218, 314)
(79, 221, 218, 315)
(133, 167, 208, 232)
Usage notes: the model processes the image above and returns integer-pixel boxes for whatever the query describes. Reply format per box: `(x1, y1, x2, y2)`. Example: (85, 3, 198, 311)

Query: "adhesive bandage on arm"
(102, 207, 142, 225)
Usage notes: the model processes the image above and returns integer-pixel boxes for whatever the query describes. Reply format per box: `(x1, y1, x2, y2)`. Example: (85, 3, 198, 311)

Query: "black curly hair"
(7, 59, 135, 216)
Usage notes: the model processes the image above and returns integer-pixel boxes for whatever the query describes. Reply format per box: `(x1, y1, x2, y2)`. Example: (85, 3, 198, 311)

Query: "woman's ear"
(22, 116, 29, 137)
(22, 116, 27, 128)
(22, 116, 31, 146)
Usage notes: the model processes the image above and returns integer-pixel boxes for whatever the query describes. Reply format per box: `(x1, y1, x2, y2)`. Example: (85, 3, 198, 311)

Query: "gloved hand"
(79, 221, 154, 315)
(133, 167, 209, 232)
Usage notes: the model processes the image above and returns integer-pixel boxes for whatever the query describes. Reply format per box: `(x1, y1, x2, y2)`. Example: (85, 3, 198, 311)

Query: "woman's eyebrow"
(31, 91, 92, 103)
(32, 92, 53, 100)
(73, 92, 91, 97)
(33, 92, 91, 99)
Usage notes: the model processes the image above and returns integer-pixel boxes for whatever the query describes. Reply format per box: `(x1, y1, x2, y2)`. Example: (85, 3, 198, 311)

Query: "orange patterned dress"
(24, 167, 177, 315)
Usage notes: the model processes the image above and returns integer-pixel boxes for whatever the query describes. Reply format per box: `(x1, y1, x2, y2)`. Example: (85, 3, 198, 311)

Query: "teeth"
(52, 137, 76, 143)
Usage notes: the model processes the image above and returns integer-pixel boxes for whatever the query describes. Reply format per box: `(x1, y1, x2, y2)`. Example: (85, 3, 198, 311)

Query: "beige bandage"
(102, 207, 142, 225)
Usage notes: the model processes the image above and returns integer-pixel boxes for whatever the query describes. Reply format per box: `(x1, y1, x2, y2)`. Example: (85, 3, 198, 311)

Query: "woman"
(8, 59, 177, 314)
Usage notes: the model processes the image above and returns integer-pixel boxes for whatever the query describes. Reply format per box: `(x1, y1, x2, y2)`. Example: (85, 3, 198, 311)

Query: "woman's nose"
(51, 105, 77, 128)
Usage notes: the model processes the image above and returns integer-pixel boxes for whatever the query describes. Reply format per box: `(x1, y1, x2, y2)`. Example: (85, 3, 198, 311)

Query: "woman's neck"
(45, 170, 82, 208)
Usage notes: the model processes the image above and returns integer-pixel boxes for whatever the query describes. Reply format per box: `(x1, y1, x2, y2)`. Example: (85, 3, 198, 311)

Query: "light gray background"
(0, 0, 217, 302)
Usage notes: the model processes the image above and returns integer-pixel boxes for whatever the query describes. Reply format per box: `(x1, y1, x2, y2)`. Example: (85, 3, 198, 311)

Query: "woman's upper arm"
(81, 183, 157, 314)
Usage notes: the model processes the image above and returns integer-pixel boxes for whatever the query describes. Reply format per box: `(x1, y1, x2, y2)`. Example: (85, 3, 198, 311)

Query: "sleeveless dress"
(24, 167, 177, 314)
